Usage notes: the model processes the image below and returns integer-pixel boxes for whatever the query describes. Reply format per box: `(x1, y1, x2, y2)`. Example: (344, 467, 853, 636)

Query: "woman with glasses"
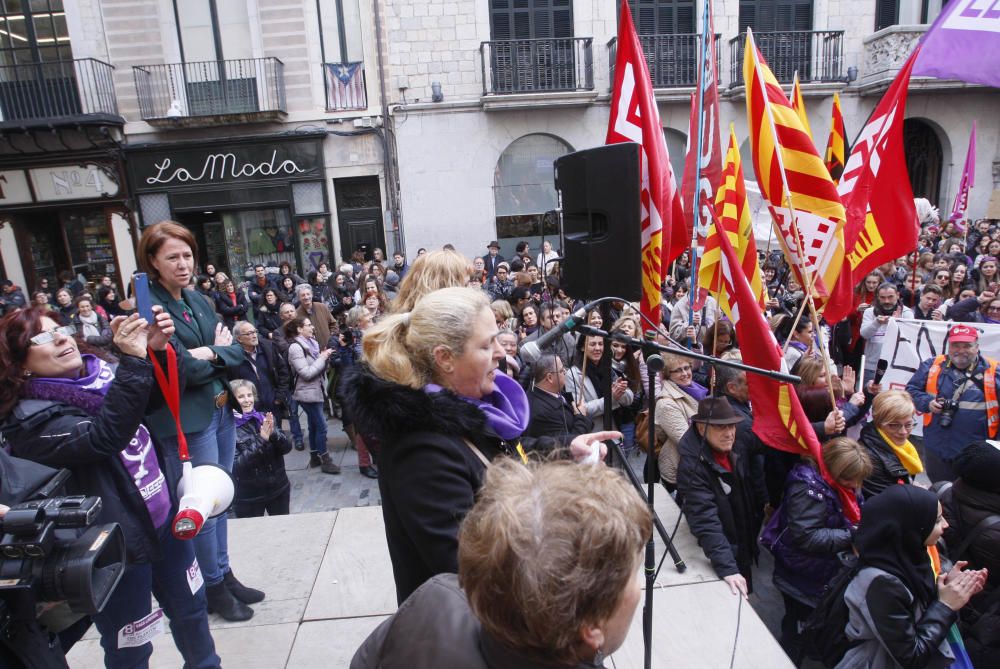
(859, 390, 923, 499)
(654, 352, 704, 492)
(0, 307, 220, 668)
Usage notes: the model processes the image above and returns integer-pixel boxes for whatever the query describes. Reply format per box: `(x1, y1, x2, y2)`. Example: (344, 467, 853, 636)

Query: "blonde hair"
(796, 357, 826, 387)
(660, 352, 689, 379)
(459, 458, 651, 665)
(822, 437, 873, 485)
(364, 287, 490, 389)
(490, 299, 513, 321)
(872, 389, 916, 427)
(391, 250, 470, 313)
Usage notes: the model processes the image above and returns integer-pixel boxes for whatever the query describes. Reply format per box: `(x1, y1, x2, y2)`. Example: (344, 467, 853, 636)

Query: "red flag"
(836, 50, 919, 307)
(681, 12, 724, 261)
(607, 1, 685, 326)
(715, 220, 860, 523)
(824, 92, 846, 183)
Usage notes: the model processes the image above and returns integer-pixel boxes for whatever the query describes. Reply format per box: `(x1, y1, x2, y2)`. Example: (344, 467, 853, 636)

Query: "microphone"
(520, 300, 598, 363)
(873, 358, 888, 386)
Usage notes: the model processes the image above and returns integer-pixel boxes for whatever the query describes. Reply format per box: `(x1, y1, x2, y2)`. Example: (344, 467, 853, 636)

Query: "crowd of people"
(1, 215, 1000, 668)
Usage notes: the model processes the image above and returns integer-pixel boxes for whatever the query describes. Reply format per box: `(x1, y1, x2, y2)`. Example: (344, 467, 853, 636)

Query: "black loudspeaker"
(555, 143, 642, 302)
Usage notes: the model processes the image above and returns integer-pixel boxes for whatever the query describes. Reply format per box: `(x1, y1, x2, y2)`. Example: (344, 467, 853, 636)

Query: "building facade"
(381, 0, 999, 260)
(0, 0, 995, 296)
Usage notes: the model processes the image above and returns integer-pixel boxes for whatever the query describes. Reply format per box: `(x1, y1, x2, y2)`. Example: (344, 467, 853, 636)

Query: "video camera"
(0, 461, 125, 666)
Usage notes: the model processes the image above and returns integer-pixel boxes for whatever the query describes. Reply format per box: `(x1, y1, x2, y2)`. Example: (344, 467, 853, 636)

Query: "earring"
(22, 370, 31, 378)
(592, 647, 605, 667)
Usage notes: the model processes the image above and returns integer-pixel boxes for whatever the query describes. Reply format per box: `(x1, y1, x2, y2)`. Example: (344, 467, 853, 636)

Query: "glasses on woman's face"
(669, 364, 692, 376)
(29, 325, 76, 346)
(882, 420, 914, 433)
(987, 305, 1000, 314)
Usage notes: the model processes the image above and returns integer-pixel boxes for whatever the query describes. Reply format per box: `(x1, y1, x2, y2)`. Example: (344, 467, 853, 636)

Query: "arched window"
(663, 128, 687, 175)
(904, 118, 943, 207)
(494, 134, 573, 243)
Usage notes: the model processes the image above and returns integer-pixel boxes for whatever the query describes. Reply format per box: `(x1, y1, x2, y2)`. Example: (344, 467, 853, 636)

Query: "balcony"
(481, 37, 594, 98)
(324, 62, 367, 111)
(133, 57, 286, 128)
(0, 58, 121, 130)
(608, 34, 721, 93)
(728, 31, 844, 88)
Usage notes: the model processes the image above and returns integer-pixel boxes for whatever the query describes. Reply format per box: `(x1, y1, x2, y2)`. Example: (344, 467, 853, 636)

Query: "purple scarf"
(679, 381, 709, 402)
(425, 371, 530, 441)
(234, 410, 266, 429)
(295, 335, 320, 358)
(21, 355, 172, 528)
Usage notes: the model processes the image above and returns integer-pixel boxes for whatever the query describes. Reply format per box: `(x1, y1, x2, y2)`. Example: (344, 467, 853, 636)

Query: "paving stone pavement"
(279, 413, 382, 513)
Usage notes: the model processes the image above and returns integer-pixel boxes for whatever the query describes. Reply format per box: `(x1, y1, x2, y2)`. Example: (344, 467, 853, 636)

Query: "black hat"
(953, 441, 1000, 490)
(487, 240, 501, 249)
(691, 397, 744, 425)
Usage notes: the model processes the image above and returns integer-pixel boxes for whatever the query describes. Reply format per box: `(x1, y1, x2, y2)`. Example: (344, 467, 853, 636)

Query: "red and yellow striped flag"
(697, 125, 765, 319)
(743, 29, 852, 320)
(824, 92, 846, 182)
(790, 72, 812, 139)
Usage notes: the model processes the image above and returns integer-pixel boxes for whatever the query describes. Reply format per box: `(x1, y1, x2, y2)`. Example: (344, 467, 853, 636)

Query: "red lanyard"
(149, 344, 189, 462)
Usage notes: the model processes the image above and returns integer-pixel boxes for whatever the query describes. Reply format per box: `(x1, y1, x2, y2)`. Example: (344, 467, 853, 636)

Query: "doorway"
(14, 213, 71, 292)
(334, 176, 385, 263)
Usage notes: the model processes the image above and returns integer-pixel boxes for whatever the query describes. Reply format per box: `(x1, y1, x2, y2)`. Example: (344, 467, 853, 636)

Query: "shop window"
(221, 209, 296, 278)
(494, 133, 572, 240)
(297, 217, 333, 274)
(292, 181, 326, 215)
(63, 211, 116, 287)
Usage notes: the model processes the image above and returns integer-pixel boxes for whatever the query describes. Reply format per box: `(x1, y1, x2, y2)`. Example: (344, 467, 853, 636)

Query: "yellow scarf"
(876, 426, 924, 475)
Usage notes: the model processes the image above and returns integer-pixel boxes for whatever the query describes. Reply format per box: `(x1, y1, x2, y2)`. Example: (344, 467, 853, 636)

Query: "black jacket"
(228, 339, 290, 413)
(859, 422, 911, 499)
(233, 418, 291, 505)
(256, 307, 283, 340)
(525, 386, 593, 441)
(342, 365, 509, 604)
(0, 355, 180, 564)
(676, 427, 764, 581)
(214, 290, 249, 329)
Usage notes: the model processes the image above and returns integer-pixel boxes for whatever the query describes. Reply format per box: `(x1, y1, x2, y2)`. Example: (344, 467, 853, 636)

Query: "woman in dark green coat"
(139, 221, 266, 622)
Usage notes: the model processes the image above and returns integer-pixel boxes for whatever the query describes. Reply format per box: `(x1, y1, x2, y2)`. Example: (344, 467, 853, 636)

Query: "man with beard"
(907, 324, 1000, 482)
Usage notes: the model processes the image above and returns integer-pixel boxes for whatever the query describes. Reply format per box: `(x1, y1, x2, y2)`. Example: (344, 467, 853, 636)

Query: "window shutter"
(875, 0, 898, 31)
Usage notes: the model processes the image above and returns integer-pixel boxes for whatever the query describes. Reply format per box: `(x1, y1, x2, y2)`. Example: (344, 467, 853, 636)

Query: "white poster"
(877, 318, 1000, 436)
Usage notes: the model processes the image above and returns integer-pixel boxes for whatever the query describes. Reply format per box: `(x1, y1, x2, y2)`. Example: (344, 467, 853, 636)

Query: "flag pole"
(686, 0, 712, 347)
(747, 30, 838, 408)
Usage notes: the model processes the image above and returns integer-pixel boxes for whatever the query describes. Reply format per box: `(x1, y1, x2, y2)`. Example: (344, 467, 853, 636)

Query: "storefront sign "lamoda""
(145, 150, 306, 185)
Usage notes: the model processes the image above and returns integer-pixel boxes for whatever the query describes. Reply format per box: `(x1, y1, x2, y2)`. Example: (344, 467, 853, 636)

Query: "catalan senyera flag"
(837, 50, 919, 299)
(790, 72, 812, 139)
(714, 222, 860, 523)
(607, 0, 686, 326)
(824, 92, 846, 183)
(697, 125, 765, 319)
(743, 29, 853, 322)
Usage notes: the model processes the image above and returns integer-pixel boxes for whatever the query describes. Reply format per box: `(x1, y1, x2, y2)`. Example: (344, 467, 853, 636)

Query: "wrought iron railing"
(608, 33, 722, 88)
(0, 58, 119, 124)
(480, 37, 594, 95)
(324, 62, 367, 110)
(133, 57, 285, 121)
(729, 31, 844, 86)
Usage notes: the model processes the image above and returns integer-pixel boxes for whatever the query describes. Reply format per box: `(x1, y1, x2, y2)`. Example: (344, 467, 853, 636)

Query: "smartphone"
(132, 272, 154, 323)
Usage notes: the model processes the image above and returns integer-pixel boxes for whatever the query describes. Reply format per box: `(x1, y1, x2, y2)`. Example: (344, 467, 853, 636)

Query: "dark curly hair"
(0, 307, 53, 416)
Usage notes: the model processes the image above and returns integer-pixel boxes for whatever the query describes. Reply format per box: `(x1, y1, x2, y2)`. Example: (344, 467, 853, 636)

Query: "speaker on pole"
(554, 143, 642, 302)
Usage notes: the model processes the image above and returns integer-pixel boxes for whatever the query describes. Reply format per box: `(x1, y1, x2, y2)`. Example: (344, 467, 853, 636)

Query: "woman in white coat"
(564, 335, 633, 427)
(655, 352, 707, 491)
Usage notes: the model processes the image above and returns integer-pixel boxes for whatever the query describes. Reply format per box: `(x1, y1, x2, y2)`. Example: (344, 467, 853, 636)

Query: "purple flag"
(914, 1, 1000, 88)
(950, 121, 977, 223)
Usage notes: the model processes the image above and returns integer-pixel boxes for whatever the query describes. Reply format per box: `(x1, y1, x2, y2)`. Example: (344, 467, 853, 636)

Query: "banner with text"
(878, 318, 1000, 436)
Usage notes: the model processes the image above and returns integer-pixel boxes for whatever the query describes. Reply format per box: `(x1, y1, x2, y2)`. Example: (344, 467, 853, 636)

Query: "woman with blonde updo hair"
(390, 249, 470, 313)
(344, 287, 620, 604)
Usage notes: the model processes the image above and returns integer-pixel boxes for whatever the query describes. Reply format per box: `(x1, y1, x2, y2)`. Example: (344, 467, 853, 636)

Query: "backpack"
(800, 554, 861, 667)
